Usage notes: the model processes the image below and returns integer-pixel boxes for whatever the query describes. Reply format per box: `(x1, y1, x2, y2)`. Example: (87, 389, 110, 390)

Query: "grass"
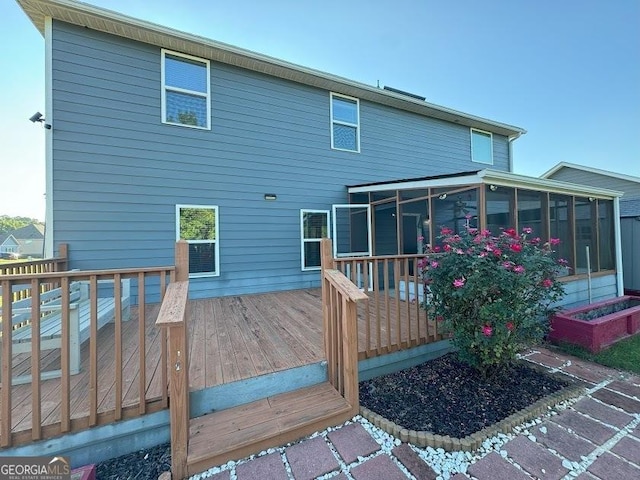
(552, 334, 640, 375)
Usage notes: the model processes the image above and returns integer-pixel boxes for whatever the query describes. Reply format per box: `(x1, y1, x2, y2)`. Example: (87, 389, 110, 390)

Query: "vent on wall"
(382, 85, 426, 101)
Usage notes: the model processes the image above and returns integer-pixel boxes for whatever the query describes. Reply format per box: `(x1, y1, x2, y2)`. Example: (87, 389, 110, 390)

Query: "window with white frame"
(162, 50, 210, 129)
(176, 205, 219, 276)
(330, 93, 360, 152)
(471, 128, 493, 164)
(301, 210, 330, 270)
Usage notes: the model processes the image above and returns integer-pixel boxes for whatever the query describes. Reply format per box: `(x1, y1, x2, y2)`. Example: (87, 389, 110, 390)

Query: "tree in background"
(0, 215, 42, 236)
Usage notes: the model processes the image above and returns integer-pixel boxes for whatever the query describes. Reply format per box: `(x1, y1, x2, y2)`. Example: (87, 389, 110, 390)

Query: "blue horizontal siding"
(51, 20, 512, 297)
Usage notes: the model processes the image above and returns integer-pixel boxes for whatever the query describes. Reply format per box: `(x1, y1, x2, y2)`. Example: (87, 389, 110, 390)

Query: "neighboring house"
(543, 162, 640, 296)
(17, 0, 623, 306)
(0, 224, 45, 258)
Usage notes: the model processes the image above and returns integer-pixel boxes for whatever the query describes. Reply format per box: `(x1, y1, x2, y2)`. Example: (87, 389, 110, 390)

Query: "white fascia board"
(348, 174, 484, 194)
(479, 170, 624, 199)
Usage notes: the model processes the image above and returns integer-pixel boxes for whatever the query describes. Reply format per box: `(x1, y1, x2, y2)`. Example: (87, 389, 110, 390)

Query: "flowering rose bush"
(420, 226, 567, 375)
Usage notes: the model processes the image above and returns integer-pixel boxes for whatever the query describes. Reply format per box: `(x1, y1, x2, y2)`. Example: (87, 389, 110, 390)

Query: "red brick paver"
(588, 452, 640, 479)
(503, 435, 569, 480)
(467, 452, 532, 480)
(610, 436, 640, 465)
(551, 410, 617, 444)
(607, 380, 640, 399)
(532, 422, 595, 462)
(592, 388, 640, 414)
(285, 437, 339, 480)
(350, 454, 408, 480)
(572, 397, 634, 428)
(235, 453, 288, 480)
(327, 423, 380, 464)
(392, 444, 437, 480)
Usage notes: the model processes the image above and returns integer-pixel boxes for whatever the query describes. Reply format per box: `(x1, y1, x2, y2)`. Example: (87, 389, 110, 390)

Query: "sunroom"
(340, 169, 624, 308)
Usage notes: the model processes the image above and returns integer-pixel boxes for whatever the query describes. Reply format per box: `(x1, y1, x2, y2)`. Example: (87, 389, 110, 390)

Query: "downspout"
(507, 132, 523, 173)
(614, 196, 624, 296)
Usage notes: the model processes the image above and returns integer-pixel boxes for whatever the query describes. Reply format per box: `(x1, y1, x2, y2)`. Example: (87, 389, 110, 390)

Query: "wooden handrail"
(156, 241, 190, 480)
(1, 265, 175, 282)
(323, 269, 368, 303)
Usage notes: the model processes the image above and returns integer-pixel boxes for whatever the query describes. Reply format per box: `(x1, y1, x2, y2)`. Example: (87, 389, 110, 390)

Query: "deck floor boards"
(2, 287, 437, 446)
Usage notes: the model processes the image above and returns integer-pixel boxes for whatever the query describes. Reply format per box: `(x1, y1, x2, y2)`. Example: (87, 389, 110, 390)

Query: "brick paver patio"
(194, 347, 640, 479)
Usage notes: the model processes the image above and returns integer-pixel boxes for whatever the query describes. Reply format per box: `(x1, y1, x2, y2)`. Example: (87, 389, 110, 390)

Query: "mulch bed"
(359, 352, 569, 438)
(95, 442, 170, 479)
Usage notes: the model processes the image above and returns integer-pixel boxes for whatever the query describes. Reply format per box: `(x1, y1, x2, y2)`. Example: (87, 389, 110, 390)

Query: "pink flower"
(454, 248, 464, 255)
(530, 237, 541, 245)
(443, 244, 452, 252)
(492, 248, 502, 257)
(481, 229, 492, 237)
(558, 258, 569, 266)
(482, 325, 493, 337)
(502, 261, 512, 269)
(430, 261, 439, 268)
(513, 265, 525, 274)
(549, 237, 561, 245)
(509, 243, 523, 253)
(505, 228, 517, 238)
(541, 278, 553, 288)
(506, 322, 514, 331)
(478, 252, 488, 258)
(473, 235, 483, 244)
(417, 258, 428, 269)
(432, 246, 441, 253)
(441, 227, 453, 235)
(522, 227, 533, 234)
(467, 227, 478, 235)
(453, 278, 465, 288)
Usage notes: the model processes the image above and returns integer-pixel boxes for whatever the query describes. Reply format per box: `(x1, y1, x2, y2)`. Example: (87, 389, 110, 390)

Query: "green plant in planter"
(420, 225, 566, 375)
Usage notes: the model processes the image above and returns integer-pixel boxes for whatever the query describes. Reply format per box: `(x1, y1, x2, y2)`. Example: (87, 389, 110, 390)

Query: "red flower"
(549, 237, 561, 245)
(506, 322, 514, 331)
(443, 244, 452, 252)
(436, 315, 444, 322)
(509, 243, 523, 253)
(513, 265, 525, 274)
(542, 278, 553, 288)
(441, 227, 453, 235)
(505, 228, 517, 238)
(482, 325, 493, 337)
(492, 248, 502, 257)
(433, 246, 441, 253)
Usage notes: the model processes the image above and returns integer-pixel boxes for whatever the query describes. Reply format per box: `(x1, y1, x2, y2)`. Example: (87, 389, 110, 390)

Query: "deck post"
(175, 241, 189, 282)
(320, 238, 334, 365)
(56, 243, 68, 272)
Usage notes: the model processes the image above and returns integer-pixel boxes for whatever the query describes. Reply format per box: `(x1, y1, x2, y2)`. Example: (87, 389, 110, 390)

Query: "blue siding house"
(18, 0, 624, 303)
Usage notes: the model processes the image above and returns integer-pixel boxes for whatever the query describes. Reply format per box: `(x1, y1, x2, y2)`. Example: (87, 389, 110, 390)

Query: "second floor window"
(331, 93, 360, 152)
(162, 50, 211, 129)
(471, 128, 493, 164)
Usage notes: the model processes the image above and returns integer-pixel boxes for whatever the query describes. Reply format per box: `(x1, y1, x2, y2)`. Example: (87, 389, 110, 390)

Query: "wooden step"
(186, 381, 355, 476)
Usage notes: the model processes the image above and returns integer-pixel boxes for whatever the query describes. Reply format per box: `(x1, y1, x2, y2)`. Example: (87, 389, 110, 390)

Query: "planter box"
(549, 296, 640, 352)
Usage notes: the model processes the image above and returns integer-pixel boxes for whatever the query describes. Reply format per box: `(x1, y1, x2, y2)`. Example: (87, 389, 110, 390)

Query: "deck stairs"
(186, 381, 355, 476)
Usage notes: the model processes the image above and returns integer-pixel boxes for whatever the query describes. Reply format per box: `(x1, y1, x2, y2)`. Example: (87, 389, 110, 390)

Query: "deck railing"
(1, 244, 68, 302)
(322, 241, 441, 359)
(0, 246, 176, 449)
(320, 245, 368, 411)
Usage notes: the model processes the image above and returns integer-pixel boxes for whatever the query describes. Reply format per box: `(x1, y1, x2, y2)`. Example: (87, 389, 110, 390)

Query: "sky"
(2, 0, 639, 221)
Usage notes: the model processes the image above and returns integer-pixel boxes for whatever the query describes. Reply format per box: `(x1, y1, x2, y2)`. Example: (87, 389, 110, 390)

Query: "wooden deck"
(2, 286, 437, 444)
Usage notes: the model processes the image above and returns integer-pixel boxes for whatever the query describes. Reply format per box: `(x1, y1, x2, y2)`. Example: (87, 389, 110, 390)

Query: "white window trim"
(330, 92, 360, 153)
(470, 128, 494, 165)
(176, 204, 220, 278)
(162, 49, 211, 130)
(300, 209, 330, 271)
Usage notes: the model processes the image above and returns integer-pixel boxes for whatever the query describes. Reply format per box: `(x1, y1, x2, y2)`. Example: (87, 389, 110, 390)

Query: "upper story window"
(162, 50, 211, 129)
(176, 205, 219, 277)
(300, 210, 330, 271)
(330, 93, 360, 152)
(471, 128, 493, 164)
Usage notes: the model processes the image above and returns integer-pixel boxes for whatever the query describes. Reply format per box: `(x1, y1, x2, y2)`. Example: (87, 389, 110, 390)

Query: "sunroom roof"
(348, 169, 624, 200)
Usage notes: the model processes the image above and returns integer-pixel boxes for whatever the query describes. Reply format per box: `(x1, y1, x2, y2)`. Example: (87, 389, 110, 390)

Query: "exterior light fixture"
(264, 194, 277, 201)
(489, 185, 498, 191)
(438, 193, 447, 200)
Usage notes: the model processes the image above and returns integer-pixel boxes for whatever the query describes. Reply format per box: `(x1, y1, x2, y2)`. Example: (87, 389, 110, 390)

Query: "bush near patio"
(420, 225, 566, 376)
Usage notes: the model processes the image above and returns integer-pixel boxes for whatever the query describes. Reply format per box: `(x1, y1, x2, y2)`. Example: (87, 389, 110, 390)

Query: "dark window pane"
(303, 212, 328, 239)
(598, 199, 615, 270)
(517, 190, 544, 239)
(575, 197, 597, 274)
(304, 242, 321, 268)
(189, 243, 216, 274)
(486, 186, 513, 235)
(549, 194, 573, 275)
